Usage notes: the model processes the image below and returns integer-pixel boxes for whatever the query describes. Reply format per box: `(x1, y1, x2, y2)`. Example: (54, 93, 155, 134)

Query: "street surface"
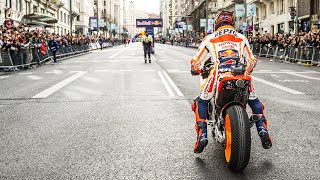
(1, 43, 320, 179)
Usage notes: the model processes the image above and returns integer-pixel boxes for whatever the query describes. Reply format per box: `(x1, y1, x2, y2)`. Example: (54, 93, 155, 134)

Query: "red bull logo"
(220, 49, 238, 58)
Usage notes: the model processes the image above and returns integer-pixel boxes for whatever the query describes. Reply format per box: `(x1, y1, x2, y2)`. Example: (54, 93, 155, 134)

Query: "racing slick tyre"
(224, 105, 251, 172)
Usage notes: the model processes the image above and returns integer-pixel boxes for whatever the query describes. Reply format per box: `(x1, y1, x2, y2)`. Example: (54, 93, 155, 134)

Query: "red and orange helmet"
(214, 11, 235, 31)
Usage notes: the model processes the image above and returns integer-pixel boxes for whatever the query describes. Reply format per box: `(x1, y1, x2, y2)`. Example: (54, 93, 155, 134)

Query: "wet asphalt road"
(0, 43, 319, 179)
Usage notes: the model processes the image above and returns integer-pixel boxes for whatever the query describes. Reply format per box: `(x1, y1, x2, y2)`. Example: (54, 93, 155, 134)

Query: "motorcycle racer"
(190, 11, 272, 154)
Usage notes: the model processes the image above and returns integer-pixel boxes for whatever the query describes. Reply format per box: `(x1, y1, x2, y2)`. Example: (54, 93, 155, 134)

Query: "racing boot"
(248, 98, 272, 149)
(194, 121, 208, 153)
(255, 115, 272, 149)
(192, 97, 209, 153)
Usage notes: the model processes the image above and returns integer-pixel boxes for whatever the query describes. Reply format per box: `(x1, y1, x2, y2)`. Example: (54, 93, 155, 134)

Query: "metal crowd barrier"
(0, 42, 118, 71)
(252, 44, 318, 65)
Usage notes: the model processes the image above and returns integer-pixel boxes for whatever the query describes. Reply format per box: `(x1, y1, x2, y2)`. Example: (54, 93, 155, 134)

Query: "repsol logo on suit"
(214, 28, 237, 37)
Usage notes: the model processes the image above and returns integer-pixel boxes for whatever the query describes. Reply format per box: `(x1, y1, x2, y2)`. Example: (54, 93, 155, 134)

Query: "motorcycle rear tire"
(224, 105, 251, 172)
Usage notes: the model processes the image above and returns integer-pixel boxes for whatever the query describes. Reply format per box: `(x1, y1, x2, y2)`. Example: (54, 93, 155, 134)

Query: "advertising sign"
(235, 4, 245, 17)
(90, 17, 97, 30)
(247, 4, 257, 17)
(136, 19, 163, 27)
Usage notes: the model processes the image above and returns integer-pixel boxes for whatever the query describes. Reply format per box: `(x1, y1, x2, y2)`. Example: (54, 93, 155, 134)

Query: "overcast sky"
(125, 0, 160, 14)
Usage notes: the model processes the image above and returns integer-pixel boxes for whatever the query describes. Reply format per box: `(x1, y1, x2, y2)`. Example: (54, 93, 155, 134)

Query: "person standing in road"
(49, 36, 59, 64)
(141, 31, 153, 63)
(98, 37, 103, 50)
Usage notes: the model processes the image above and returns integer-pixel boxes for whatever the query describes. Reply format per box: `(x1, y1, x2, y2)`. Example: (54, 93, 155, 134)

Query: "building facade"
(0, 0, 84, 35)
(124, 1, 148, 38)
(75, 0, 94, 35)
(219, 0, 320, 35)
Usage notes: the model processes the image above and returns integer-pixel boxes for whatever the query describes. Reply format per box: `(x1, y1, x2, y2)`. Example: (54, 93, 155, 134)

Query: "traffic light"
(290, 6, 296, 20)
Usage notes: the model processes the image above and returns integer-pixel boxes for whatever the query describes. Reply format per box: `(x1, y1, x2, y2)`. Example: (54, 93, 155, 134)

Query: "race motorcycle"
(202, 58, 253, 172)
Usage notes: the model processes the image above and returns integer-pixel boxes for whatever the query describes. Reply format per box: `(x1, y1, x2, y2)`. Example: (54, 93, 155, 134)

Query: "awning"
(22, 13, 58, 24)
(23, 21, 55, 28)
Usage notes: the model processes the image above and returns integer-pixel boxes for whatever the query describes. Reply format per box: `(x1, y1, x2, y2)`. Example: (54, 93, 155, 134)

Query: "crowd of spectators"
(156, 30, 320, 50)
(156, 37, 202, 47)
(0, 26, 124, 67)
(248, 31, 320, 49)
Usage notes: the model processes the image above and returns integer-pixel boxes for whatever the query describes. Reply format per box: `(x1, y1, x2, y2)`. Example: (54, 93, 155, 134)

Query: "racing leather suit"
(191, 26, 271, 153)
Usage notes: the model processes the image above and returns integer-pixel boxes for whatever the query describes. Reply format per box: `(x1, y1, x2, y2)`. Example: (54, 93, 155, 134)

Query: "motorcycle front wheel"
(224, 105, 251, 172)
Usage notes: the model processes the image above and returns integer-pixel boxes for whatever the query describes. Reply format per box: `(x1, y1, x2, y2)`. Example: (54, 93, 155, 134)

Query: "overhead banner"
(235, 4, 245, 17)
(247, 4, 257, 17)
(136, 19, 163, 27)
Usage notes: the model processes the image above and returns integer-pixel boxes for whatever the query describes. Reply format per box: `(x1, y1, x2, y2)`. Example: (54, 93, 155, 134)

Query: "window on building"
(278, 0, 284, 15)
(57, 11, 59, 21)
(270, 2, 275, 14)
(6, 0, 12, 8)
(64, 29, 66, 35)
(25, 1, 30, 14)
(33, 6, 38, 13)
(77, 15, 80, 21)
(104, 0, 106, 6)
(67, 15, 70, 25)
(60, 11, 63, 22)
(262, 4, 267, 19)
(288, 0, 295, 8)
(41, 8, 45, 14)
(16, 0, 20, 11)
(311, 0, 320, 15)
(64, 13, 66, 23)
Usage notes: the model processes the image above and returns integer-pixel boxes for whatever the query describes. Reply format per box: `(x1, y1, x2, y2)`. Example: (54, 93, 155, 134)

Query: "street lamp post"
(205, 0, 208, 35)
(295, 1, 299, 35)
(97, 0, 99, 35)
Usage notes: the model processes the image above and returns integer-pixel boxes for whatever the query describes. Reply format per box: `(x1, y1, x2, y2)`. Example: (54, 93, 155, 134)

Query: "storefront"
(300, 19, 311, 32)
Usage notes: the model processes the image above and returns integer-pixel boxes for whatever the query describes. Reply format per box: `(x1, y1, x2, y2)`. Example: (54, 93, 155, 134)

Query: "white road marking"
(94, 60, 142, 62)
(0, 75, 10, 80)
(27, 75, 43, 80)
(143, 70, 156, 72)
(120, 70, 133, 72)
(281, 70, 293, 72)
(19, 72, 33, 75)
(163, 71, 184, 97)
(158, 71, 175, 97)
(151, 54, 157, 61)
(94, 70, 110, 72)
(287, 72, 320, 80)
(115, 56, 142, 59)
(45, 69, 63, 75)
(251, 76, 305, 95)
(159, 60, 168, 62)
(166, 69, 190, 73)
(279, 80, 309, 83)
(271, 74, 280, 78)
(109, 48, 127, 58)
(138, 83, 143, 85)
(259, 70, 272, 72)
(167, 69, 180, 73)
(32, 71, 87, 99)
